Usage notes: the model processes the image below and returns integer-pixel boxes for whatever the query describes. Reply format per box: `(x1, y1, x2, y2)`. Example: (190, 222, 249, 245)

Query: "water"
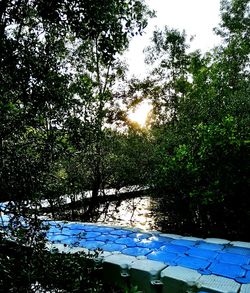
(0, 192, 157, 231)
(96, 196, 156, 231)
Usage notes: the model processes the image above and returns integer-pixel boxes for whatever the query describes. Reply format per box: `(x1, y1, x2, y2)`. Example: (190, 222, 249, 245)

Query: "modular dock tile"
(115, 237, 139, 247)
(137, 239, 164, 249)
(223, 246, 250, 256)
(93, 227, 115, 233)
(61, 229, 85, 237)
(129, 232, 152, 239)
(149, 235, 173, 242)
(171, 239, 197, 247)
(159, 233, 182, 239)
(195, 242, 225, 251)
(102, 254, 137, 288)
(240, 283, 250, 292)
(82, 231, 102, 239)
(47, 234, 70, 243)
(66, 223, 87, 230)
(160, 243, 190, 254)
(101, 243, 127, 252)
(215, 252, 250, 265)
(175, 255, 211, 271)
(147, 250, 178, 265)
(160, 265, 201, 293)
(61, 237, 81, 246)
(130, 259, 167, 293)
(181, 236, 203, 241)
(204, 238, 230, 245)
(110, 229, 132, 236)
(197, 274, 241, 293)
(95, 234, 120, 242)
(79, 240, 105, 250)
(207, 262, 246, 279)
(122, 247, 152, 257)
(231, 242, 250, 249)
(236, 270, 250, 284)
(186, 247, 218, 260)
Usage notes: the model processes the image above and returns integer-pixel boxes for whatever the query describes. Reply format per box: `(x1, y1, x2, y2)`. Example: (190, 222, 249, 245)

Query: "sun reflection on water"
(97, 197, 155, 231)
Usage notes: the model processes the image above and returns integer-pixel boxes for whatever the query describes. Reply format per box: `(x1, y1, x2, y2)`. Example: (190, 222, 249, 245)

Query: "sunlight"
(128, 100, 152, 127)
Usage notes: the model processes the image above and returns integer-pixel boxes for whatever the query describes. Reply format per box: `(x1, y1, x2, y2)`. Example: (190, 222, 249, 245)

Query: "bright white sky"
(126, 0, 222, 78)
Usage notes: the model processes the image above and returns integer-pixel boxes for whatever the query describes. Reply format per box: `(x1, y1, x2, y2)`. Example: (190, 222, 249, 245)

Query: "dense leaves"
(146, 0, 250, 240)
(0, 0, 151, 291)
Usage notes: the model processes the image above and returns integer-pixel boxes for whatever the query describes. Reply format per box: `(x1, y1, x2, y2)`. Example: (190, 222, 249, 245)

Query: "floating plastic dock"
(43, 220, 250, 292)
(1, 213, 250, 292)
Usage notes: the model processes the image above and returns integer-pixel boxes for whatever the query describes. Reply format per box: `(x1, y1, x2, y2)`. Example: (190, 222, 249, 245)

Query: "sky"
(125, 0, 222, 78)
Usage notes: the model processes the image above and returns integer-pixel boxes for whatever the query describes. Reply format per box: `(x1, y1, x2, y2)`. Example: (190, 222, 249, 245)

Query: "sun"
(128, 100, 152, 127)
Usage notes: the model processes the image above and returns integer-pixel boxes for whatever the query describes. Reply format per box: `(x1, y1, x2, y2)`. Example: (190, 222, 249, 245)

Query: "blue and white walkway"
(43, 220, 250, 293)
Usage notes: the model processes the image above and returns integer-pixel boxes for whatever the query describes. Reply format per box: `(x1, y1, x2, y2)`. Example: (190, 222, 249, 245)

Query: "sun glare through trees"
(127, 100, 153, 127)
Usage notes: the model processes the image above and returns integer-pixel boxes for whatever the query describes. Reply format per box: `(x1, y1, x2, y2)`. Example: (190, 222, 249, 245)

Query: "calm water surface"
(95, 196, 158, 231)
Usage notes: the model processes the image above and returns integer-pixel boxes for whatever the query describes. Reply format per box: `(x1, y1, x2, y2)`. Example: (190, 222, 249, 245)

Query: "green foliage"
(0, 0, 152, 291)
(0, 236, 103, 292)
(147, 0, 250, 239)
(143, 26, 191, 124)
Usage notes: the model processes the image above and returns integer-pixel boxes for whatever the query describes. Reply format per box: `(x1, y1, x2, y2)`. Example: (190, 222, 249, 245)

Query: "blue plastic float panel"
(48, 234, 70, 242)
(195, 242, 224, 251)
(147, 251, 178, 265)
(61, 237, 81, 246)
(79, 240, 105, 250)
(115, 237, 139, 247)
(129, 233, 153, 240)
(175, 256, 211, 271)
(186, 247, 218, 260)
(122, 247, 152, 257)
(224, 246, 250, 256)
(110, 229, 132, 236)
(93, 227, 114, 233)
(137, 239, 164, 249)
(83, 225, 101, 232)
(244, 270, 250, 282)
(236, 270, 250, 284)
(160, 243, 189, 254)
(149, 235, 173, 242)
(171, 239, 196, 247)
(216, 252, 250, 265)
(208, 262, 246, 279)
(95, 234, 120, 242)
(67, 223, 86, 230)
(101, 243, 127, 252)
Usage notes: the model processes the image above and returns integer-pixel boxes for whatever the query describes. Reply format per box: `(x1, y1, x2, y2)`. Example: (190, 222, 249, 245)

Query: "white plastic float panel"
(181, 236, 203, 241)
(102, 254, 137, 288)
(196, 274, 241, 293)
(240, 284, 250, 293)
(204, 238, 230, 245)
(230, 241, 250, 249)
(129, 259, 166, 293)
(160, 265, 201, 293)
(159, 233, 182, 239)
